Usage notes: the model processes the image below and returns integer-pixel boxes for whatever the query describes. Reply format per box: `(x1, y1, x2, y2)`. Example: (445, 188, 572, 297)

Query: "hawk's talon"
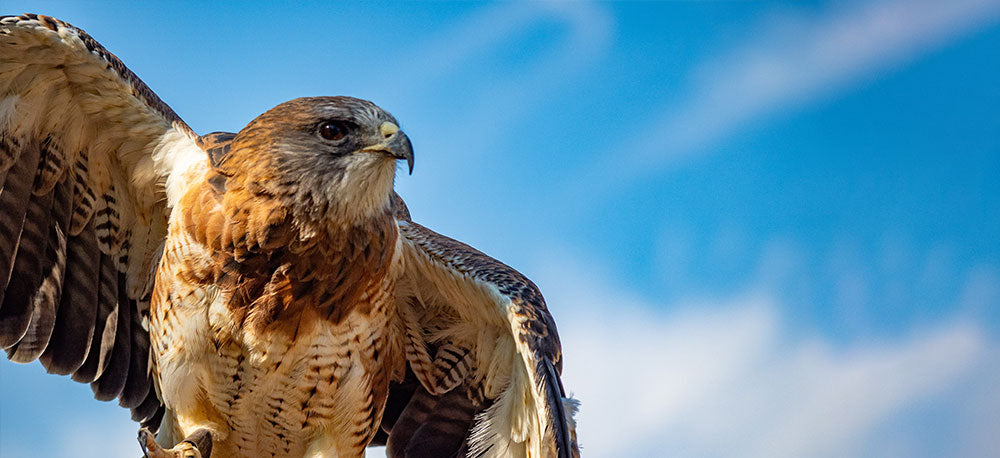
(138, 428, 163, 457)
(137, 428, 207, 458)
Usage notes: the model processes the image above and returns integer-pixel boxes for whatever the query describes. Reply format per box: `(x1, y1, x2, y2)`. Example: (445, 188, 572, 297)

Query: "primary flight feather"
(0, 14, 579, 458)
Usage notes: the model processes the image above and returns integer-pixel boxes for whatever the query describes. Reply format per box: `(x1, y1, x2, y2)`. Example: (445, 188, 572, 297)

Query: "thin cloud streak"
(389, 2, 613, 210)
(382, 2, 612, 152)
(534, 249, 997, 458)
(389, 3, 610, 95)
(573, 0, 1000, 194)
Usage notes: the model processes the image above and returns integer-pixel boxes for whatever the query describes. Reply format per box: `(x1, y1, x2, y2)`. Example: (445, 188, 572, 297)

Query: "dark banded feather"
(93, 188, 122, 254)
(8, 171, 73, 361)
(0, 138, 40, 301)
(70, 285, 113, 382)
(68, 158, 96, 237)
(386, 385, 476, 458)
(119, 293, 151, 408)
(39, 220, 100, 374)
(6, 216, 67, 361)
(0, 134, 23, 189)
(431, 343, 472, 394)
(131, 387, 161, 423)
(33, 136, 67, 196)
(91, 268, 130, 401)
(140, 404, 166, 431)
(0, 174, 56, 348)
(72, 252, 119, 383)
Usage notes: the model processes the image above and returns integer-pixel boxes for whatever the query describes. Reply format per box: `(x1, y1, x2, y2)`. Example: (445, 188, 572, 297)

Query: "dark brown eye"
(318, 121, 348, 141)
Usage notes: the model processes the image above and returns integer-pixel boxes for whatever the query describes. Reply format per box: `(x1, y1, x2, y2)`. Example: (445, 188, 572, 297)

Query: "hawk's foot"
(138, 428, 213, 458)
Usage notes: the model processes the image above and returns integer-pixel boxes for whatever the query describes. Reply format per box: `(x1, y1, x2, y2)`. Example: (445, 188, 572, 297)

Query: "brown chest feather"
(180, 175, 398, 334)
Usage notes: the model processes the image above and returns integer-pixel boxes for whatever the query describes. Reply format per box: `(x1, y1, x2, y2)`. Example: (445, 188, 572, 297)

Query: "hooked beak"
(361, 122, 414, 175)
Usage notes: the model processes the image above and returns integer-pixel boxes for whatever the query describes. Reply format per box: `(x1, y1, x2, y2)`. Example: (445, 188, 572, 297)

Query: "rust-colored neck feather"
(181, 158, 398, 334)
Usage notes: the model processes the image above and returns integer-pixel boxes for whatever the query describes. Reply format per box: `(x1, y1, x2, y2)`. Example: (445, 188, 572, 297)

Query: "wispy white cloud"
(387, 1, 614, 217)
(382, 2, 612, 160)
(575, 0, 1000, 191)
(385, 2, 611, 98)
(532, 248, 998, 457)
(958, 265, 1000, 316)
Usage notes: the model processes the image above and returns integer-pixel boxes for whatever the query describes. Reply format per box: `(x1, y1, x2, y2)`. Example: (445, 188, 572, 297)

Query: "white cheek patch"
(321, 154, 398, 222)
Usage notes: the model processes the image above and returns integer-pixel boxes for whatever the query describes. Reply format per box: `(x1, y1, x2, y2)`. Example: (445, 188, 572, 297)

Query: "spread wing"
(0, 14, 205, 427)
(387, 195, 580, 458)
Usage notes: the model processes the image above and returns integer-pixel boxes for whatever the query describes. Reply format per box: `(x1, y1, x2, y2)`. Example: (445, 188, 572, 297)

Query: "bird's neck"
(181, 174, 400, 331)
(304, 159, 398, 226)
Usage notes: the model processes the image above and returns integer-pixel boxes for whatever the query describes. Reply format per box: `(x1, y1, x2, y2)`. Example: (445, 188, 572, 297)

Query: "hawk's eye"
(318, 121, 349, 141)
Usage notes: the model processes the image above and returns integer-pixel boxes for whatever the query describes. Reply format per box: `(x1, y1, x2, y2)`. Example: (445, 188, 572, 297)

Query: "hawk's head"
(223, 96, 413, 223)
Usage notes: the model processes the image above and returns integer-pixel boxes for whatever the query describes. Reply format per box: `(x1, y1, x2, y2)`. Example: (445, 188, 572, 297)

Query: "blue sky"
(2, 1, 999, 457)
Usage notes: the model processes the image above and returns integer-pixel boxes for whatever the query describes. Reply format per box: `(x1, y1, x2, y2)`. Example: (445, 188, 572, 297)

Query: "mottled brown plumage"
(0, 13, 579, 458)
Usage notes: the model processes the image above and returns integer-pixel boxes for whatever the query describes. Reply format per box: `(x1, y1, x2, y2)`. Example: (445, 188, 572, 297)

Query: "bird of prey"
(0, 14, 579, 458)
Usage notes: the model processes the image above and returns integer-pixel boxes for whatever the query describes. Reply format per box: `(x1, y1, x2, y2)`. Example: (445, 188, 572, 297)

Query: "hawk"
(0, 14, 579, 458)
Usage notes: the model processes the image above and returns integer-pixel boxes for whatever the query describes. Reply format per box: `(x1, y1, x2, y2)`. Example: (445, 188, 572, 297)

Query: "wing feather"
(39, 219, 100, 374)
(0, 14, 208, 431)
(0, 136, 40, 296)
(0, 169, 56, 348)
(120, 294, 152, 408)
(386, 384, 477, 458)
(132, 388, 162, 424)
(6, 177, 70, 362)
(390, 195, 579, 458)
(68, 158, 96, 236)
(91, 272, 131, 401)
(91, 252, 121, 381)
(70, 251, 117, 384)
